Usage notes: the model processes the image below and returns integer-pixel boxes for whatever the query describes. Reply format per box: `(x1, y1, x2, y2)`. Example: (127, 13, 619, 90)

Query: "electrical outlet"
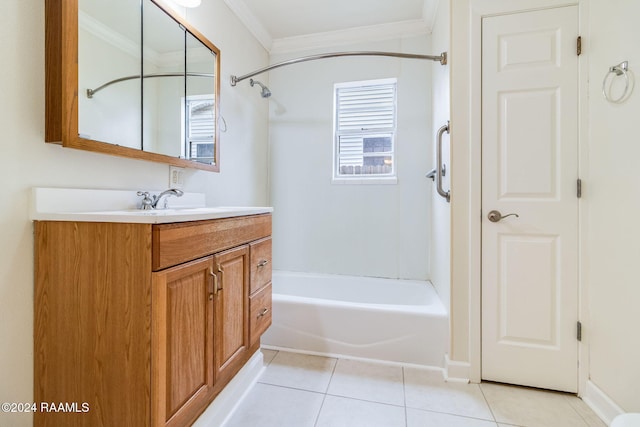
(169, 166, 185, 189)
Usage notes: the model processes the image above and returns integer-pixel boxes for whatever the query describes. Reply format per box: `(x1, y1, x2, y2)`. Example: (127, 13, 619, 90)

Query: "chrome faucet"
(137, 189, 184, 210)
(136, 191, 154, 210)
(152, 188, 184, 209)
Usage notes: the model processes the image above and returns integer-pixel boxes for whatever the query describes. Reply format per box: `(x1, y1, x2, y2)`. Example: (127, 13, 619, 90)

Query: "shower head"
(249, 78, 271, 98)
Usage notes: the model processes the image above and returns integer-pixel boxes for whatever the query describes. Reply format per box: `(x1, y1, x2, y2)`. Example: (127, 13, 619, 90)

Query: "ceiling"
(223, 0, 439, 53)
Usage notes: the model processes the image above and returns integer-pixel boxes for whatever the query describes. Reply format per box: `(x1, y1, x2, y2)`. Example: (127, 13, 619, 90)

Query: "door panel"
(499, 89, 559, 198)
(152, 256, 214, 427)
(499, 234, 559, 346)
(481, 6, 579, 393)
(213, 245, 250, 384)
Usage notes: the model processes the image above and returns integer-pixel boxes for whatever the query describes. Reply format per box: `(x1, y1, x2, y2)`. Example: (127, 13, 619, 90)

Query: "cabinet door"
(213, 245, 250, 385)
(152, 257, 214, 427)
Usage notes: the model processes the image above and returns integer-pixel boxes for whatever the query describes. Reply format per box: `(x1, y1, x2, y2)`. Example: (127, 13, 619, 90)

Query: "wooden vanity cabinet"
(34, 214, 272, 427)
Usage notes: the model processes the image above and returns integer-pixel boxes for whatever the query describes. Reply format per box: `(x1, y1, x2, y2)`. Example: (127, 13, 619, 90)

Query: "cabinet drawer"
(152, 214, 271, 271)
(249, 283, 272, 346)
(249, 237, 272, 294)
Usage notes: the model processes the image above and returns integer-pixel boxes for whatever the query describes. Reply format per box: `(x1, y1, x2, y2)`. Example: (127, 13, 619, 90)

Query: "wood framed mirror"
(45, 0, 221, 172)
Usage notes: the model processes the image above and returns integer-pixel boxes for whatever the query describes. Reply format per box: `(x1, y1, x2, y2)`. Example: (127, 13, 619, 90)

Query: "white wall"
(430, 0, 451, 311)
(0, 1, 269, 425)
(268, 36, 433, 280)
(450, 0, 640, 412)
(585, 0, 640, 412)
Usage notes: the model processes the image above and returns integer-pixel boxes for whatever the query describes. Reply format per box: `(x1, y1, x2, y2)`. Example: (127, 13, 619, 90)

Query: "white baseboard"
(444, 355, 471, 383)
(582, 380, 625, 426)
(192, 352, 264, 427)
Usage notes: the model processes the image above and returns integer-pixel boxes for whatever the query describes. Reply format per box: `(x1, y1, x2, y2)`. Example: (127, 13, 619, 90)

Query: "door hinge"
(577, 36, 582, 56)
(577, 179, 582, 198)
(577, 321, 582, 341)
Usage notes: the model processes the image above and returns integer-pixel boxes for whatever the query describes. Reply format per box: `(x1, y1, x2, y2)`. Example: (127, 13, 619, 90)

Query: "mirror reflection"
(78, 0, 142, 148)
(77, 0, 219, 166)
(185, 31, 217, 164)
(142, 0, 186, 157)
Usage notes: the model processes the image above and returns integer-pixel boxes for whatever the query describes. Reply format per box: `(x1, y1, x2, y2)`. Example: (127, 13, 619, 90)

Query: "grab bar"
(435, 121, 450, 202)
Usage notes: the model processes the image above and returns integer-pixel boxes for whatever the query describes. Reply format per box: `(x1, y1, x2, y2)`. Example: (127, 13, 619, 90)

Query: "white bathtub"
(261, 271, 449, 367)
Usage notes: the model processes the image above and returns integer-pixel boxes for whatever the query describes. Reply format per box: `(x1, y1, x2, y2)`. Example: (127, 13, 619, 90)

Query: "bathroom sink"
(153, 207, 242, 214)
(29, 188, 273, 224)
(83, 207, 239, 215)
(73, 206, 272, 223)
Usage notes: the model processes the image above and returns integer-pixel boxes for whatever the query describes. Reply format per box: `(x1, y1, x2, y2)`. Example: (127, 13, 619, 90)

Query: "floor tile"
(225, 351, 608, 427)
(480, 382, 589, 427)
(404, 367, 494, 421)
(224, 383, 324, 427)
(407, 408, 499, 427)
(261, 348, 278, 365)
(316, 395, 406, 427)
(327, 358, 405, 406)
(258, 351, 337, 393)
(565, 395, 607, 427)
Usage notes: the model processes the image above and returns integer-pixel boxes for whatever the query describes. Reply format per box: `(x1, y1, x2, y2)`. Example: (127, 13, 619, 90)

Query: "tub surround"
(262, 271, 448, 367)
(32, 187, 273, 426)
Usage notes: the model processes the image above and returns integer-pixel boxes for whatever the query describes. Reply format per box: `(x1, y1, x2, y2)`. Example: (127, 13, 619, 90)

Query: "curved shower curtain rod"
(86, 72, 214, 98)
(230, 50, 447, 86)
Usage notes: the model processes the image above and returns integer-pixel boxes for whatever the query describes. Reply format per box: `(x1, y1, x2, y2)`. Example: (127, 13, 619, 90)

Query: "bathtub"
(261, 270, 448, 367)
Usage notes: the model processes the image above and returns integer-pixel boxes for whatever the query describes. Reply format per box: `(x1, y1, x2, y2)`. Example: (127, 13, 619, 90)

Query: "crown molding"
(422, 0, 440, 33)
(222, 0, 273, 51)
(222, 0, 433, 54)
(269, 19, 430, 54)
(79, 11, 146, 60)
(78, 11, 210, 68)
(79, 11, 167, 65)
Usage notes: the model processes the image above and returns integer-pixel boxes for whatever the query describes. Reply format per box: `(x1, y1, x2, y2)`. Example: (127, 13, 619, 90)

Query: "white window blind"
(334, 78, 397, 179)
(185, 96, 215, 162)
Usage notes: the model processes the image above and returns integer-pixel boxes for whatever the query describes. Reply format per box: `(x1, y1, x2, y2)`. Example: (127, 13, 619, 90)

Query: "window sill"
(331, 176, 398, 185)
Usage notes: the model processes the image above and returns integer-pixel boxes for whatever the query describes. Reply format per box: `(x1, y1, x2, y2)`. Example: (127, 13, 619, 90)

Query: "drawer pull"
(210, 268, 223, 296)
(257, 308, 270, 318)
(257, 260, 269, 268)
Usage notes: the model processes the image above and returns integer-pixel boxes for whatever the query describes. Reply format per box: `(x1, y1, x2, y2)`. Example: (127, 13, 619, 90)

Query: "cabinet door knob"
(208, 293, 214, 301)
(258, 260, 269, 268)
(257, 308, 270, 318)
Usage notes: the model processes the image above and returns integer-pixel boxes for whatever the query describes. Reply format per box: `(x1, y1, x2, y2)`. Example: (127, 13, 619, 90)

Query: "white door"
(481, 6, 579, 393)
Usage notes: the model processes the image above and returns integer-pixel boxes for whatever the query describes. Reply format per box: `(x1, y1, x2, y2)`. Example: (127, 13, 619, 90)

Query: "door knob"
(487, 210, 519, 222)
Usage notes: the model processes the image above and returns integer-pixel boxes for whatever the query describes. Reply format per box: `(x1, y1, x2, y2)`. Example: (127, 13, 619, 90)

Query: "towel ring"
(218, 114, 228, 133)
(602, 61, 630, 103)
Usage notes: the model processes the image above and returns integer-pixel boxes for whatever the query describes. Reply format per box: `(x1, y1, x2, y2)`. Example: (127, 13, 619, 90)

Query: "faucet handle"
(136, 191, 154, 210)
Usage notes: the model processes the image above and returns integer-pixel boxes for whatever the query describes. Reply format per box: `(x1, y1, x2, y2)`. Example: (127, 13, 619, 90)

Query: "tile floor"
(223, 349, 606, 427)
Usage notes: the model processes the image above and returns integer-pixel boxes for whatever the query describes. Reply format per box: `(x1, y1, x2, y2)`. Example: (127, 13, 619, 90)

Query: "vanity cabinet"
(34, 214, 271, 427)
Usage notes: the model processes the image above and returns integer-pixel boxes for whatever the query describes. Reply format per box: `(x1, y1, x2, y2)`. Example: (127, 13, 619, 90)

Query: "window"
(333, 78, 397, 182)
(182, 94, 215, 163)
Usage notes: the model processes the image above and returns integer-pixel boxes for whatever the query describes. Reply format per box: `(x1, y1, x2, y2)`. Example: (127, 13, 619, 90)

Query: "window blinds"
(334, 79, 396, 176)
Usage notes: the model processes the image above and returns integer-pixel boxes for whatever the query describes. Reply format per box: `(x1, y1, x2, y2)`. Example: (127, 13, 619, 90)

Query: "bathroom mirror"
(45, 0, 221, 171)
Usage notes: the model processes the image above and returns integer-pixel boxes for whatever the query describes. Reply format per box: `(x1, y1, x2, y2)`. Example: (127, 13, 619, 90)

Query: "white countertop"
(30, 188, 273, 224)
